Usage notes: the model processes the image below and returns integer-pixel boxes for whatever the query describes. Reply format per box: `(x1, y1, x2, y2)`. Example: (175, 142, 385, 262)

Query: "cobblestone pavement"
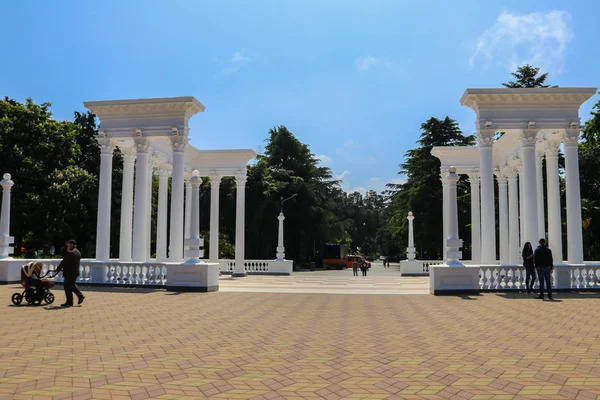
(219, 264, 429, 295)
(2, 281, 600, 399)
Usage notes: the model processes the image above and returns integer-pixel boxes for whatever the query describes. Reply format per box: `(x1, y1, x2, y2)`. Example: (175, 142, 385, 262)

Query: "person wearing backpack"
(533, 238, 553, 301)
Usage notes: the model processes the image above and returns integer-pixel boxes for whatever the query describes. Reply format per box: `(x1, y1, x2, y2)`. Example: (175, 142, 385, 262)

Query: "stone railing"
(37, 259, 168, 286)
(479, 264, 600, 291)
(219, 260, 293, 275)
(420, 260, 446, 273)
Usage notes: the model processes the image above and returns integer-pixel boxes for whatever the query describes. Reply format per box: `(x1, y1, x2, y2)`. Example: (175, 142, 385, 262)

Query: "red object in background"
(21, 247, 26, 254)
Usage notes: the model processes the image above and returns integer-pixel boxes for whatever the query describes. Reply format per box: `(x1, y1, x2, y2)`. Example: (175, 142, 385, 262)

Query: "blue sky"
(1, 0, 598, 193)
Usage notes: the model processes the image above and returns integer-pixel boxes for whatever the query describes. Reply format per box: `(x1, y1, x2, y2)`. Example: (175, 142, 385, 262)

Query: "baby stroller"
(11, 262, 58, 305)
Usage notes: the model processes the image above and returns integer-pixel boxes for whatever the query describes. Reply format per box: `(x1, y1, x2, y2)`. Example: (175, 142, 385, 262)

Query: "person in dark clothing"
(55, 240, 85, 307)
(360, 261, 368, 277)
(533, 238, 553, 300)
(522, 242, 536, 293)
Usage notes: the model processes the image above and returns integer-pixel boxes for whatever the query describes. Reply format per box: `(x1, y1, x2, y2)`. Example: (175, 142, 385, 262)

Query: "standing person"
(534, 238, 553, 300)
(352, 258, 359, 277)
(360, 261, 368, 277)
(522, 242, 536, 293)
(55, 240, 85, 307)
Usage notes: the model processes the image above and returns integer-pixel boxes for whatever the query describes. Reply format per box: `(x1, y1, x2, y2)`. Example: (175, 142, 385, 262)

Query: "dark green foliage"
(501, 64, 555, 88)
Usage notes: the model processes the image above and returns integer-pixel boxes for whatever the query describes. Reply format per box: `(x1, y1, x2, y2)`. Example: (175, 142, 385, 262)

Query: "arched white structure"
(429, 87, 597, 294)
(84, 97, 256, 276)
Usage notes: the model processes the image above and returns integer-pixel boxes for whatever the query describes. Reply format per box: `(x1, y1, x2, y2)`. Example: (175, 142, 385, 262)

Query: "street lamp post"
(277, 194, 297, 261)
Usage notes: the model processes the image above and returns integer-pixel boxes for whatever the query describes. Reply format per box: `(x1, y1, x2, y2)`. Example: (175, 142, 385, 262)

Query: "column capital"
(156, 165, 171, 177)
(476, 130, 495, 148)
(518, 129, 539, 148)
(467, 170, 480, 185)
(98, 138, 115, 155)
(563, 128, 580, 147)
(134, 138, 151, 154)
(535, 147, 545, 166)
(209, 171, 224, 188)
(171, 136, 189, 153)
(494, 168, 508, 185)
(235, 171, 247, 186)
(545, 139, 561, 158)
(121, 147, 136, 164)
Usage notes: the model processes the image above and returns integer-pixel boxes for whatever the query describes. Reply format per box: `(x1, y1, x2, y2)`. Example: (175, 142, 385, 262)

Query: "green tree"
(383, 117, 475, 260)
(501, 64, 555, 88)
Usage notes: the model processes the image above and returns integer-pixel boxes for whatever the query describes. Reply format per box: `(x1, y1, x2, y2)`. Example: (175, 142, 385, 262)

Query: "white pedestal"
(0, 259, 21, 283)
(429, 265, 480, 295)
(400, 260, 426, 276)
(167, 261, 219, 292)
(553, 264, 574, 289)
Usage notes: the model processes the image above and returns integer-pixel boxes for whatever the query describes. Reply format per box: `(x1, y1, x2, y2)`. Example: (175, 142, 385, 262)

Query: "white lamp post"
(276, 194, 297, 261)
(0, 173, 14, 259)
(407, 212, 416, 261)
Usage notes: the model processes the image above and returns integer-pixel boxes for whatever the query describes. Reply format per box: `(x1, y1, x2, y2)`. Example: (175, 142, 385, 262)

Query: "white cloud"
(215, 50, 254, 75)
(355, 56, 393, 71)
(389, 178, 407, 185)
(469, 11, 573, 74)
(316, 154, 333, 166)
(337, 170, 350, 181)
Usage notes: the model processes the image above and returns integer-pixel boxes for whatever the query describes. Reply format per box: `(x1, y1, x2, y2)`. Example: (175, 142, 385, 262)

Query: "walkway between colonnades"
(220, 261, 430, 294)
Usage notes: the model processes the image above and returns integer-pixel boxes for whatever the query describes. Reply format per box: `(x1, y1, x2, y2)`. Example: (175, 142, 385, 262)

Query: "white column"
(477, 130, 496, 264)
(0, 173, 14, 258)
(407, 212, 416, 261)
(507, 168, 520, 265)
(441, 169, 449, 262)
(95, 138, 115, 262)
(233, 173, 247, 277)
(168, 136, 188, 262)
(545, 139, 563, 263)
(185, 180, 192, 241)
(496, 169, 509, 265)
(146, 160, 154, 261)
(209, 174, 222, 263)
(184, 170, 203, 262)
(276, 213, 285, 261)
(518, 168, 524, 249)
(445, 167, 463, 267)
(564, 128, 584, 264)
(156, 166, 170, 262)
(536, 149, 546, 240)
(519, 129, 539, 248)
(118, 149, 135, 261)
(132, 138, 150, 262)
(467, 170, 481, 264)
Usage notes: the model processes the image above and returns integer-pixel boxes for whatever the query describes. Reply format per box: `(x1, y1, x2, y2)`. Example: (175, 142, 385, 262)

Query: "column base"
(0, 258, 20, 283)
(166, 261, 219, 292)
(400, 260, 427, 276)
(430, 265, 480, 295)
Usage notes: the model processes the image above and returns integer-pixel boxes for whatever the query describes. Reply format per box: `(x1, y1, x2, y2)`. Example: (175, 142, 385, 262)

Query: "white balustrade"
(219, 259, 293, 275)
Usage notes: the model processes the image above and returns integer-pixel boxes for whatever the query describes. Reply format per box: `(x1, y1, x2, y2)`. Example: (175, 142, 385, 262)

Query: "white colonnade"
(433, 87, 597, 267)
(85, 97, 256, 268)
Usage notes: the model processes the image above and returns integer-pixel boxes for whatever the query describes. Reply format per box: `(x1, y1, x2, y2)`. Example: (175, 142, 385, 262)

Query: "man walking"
(534, 238, 553, 300)
(56, 240, 85, 307)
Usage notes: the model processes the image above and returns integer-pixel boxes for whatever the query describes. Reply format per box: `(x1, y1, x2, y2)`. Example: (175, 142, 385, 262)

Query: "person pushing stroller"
(55, 240, 85, 307)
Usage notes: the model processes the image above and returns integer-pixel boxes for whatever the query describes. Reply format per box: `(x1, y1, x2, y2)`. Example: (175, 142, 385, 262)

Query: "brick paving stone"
(3, 284, 600, 399)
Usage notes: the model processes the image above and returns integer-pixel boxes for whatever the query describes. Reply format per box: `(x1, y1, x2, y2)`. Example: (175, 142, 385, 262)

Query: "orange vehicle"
(323, 244, 371, 269)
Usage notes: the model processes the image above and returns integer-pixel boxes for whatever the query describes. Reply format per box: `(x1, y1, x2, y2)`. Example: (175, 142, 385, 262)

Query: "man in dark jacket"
(534, 238, 553, 300)
(56, 240, 85, 307)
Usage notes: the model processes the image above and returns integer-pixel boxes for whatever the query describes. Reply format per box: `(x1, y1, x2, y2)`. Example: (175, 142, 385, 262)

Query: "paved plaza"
(2, 266, 600, 400)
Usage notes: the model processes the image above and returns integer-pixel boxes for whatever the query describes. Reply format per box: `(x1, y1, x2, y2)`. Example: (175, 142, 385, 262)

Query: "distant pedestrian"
(534, 238, 553, 300)
(55, 240, 85, 307)
(352, 259, 359, 277)
(522, 242, 536, 293)
(360, 262, 368, 277)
